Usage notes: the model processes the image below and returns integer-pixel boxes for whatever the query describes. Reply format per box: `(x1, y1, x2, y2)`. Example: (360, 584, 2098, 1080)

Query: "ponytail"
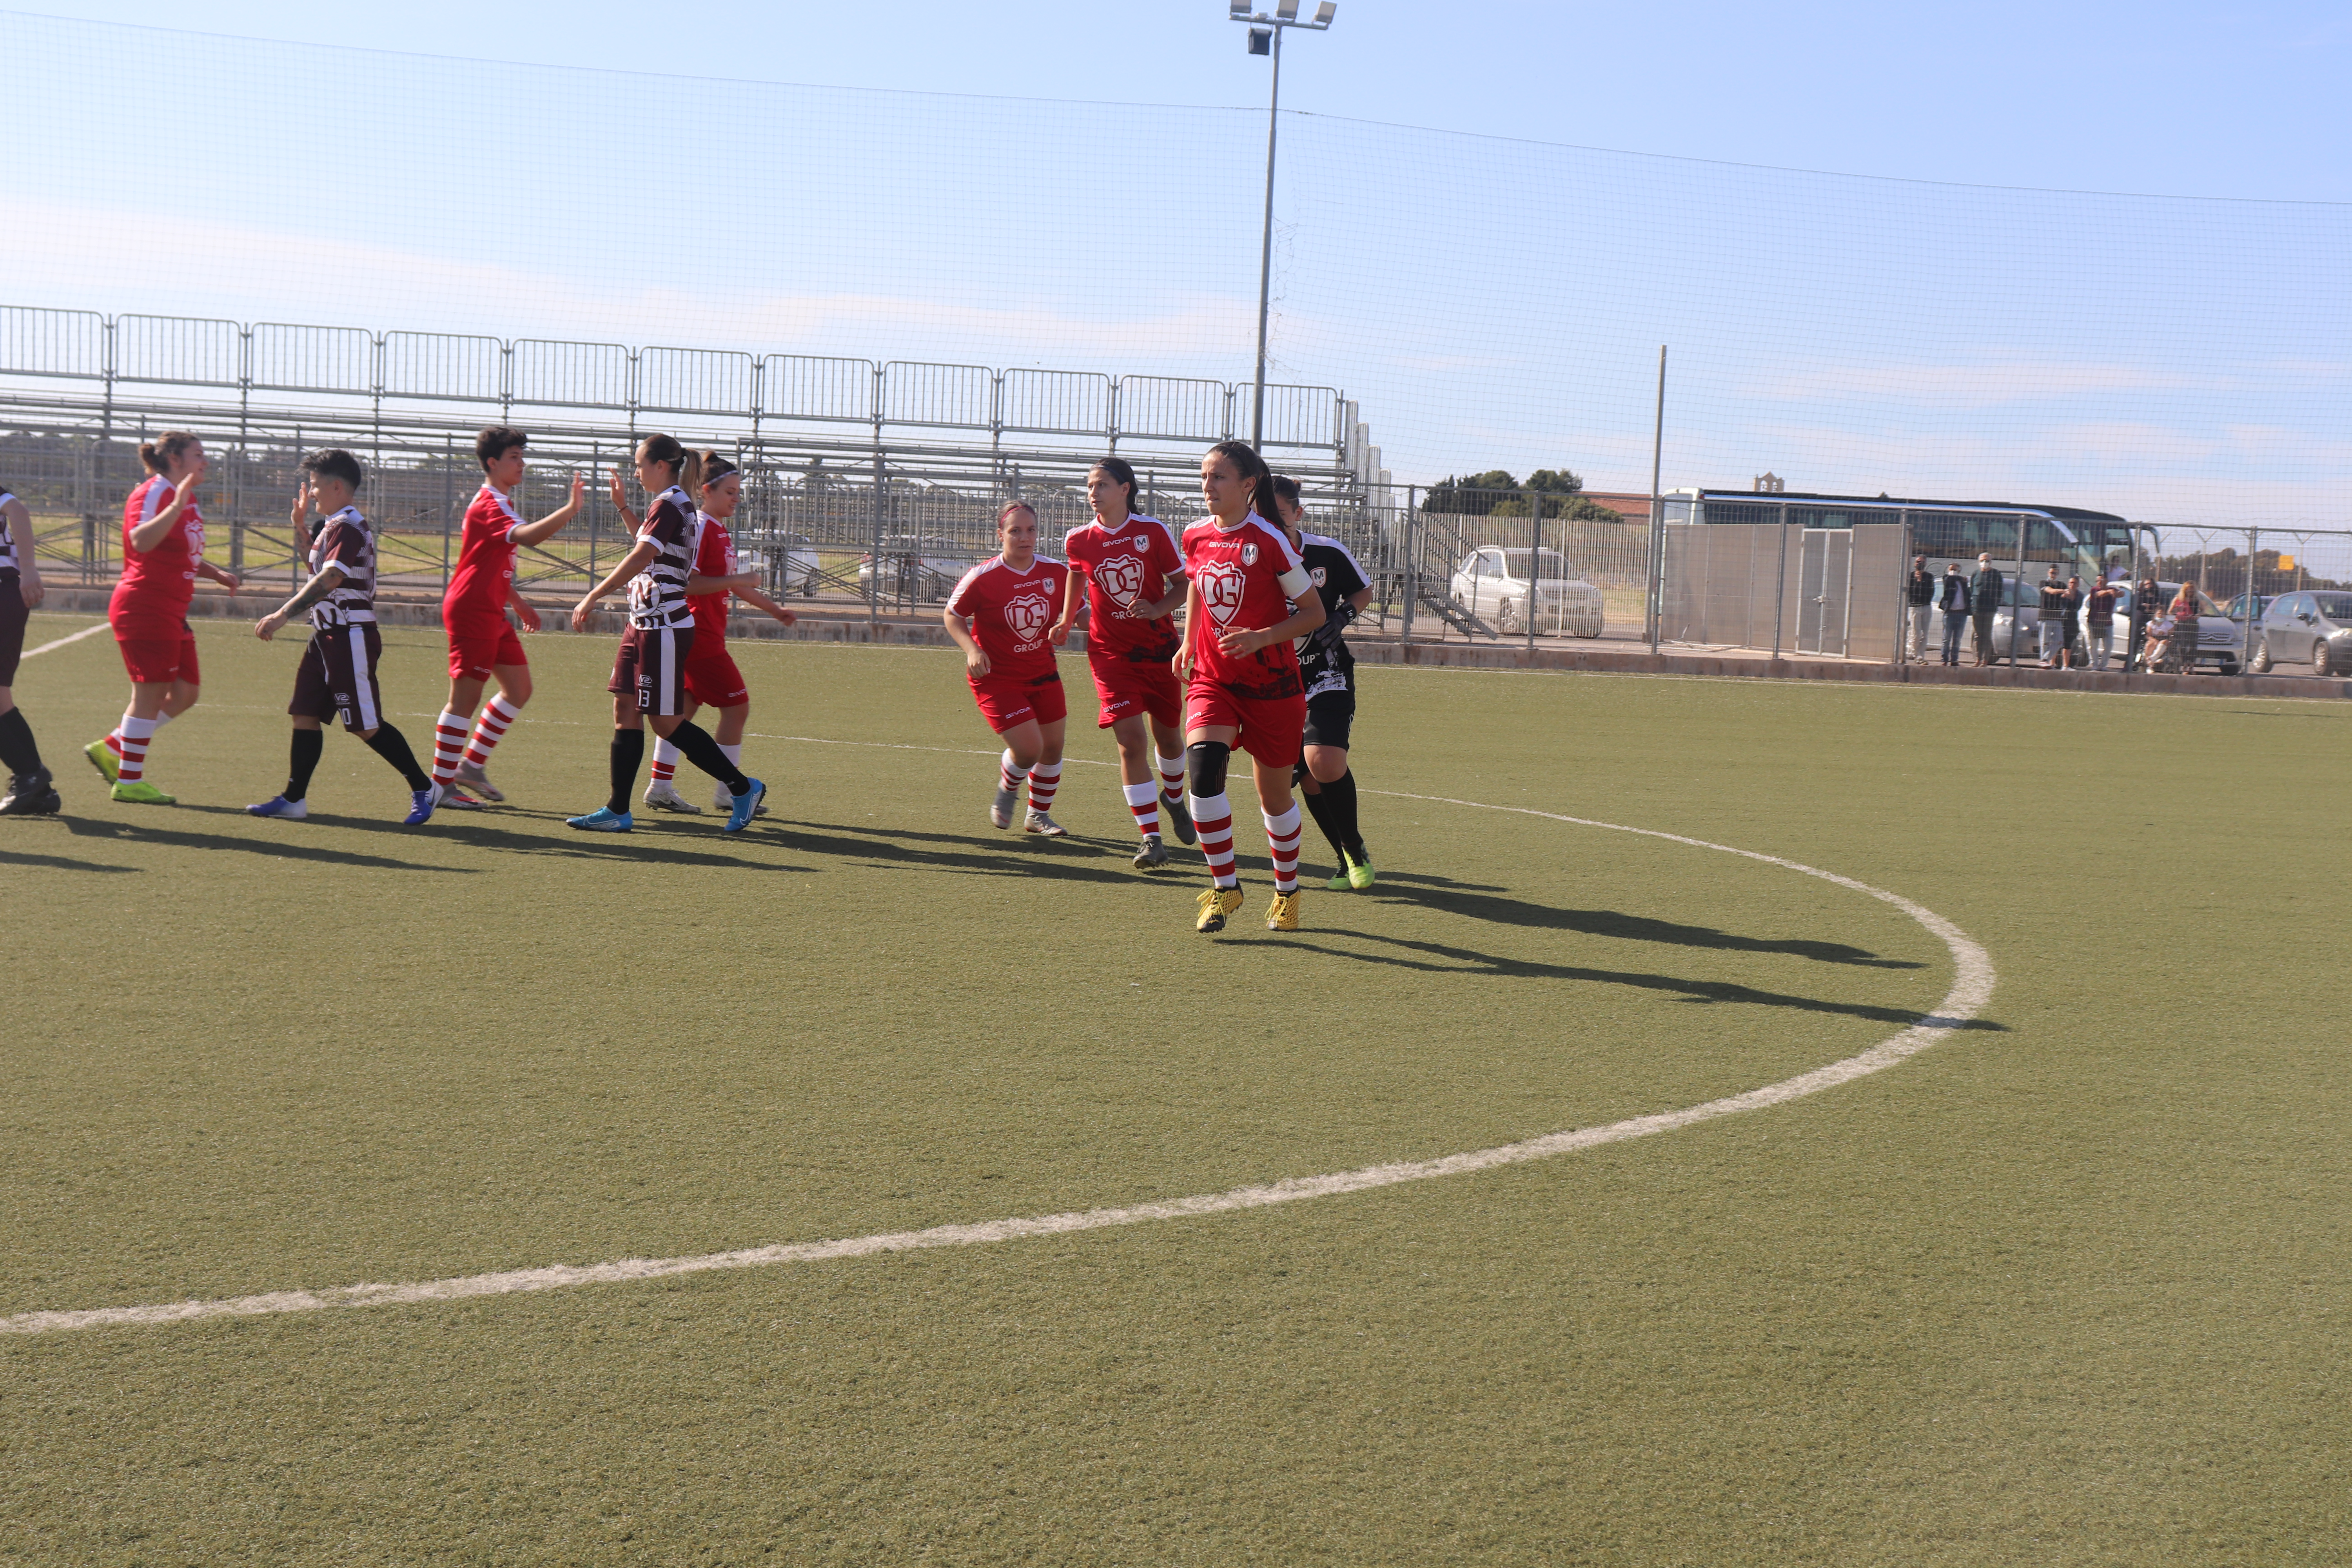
(139, 430, 200, 476)
(1206, 439, 1279, 522)
(639, 433, 693, 497)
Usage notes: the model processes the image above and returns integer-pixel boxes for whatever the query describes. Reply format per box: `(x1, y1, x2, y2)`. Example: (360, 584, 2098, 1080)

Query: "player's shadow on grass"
(1282, 927, 2000, 1032)
(66, 814, 477, 874)
(0, 844, 143, 874)
(1363, 884, 1921, 967)
(174, 803, 812, 874)
(783, 817, 1141, 884)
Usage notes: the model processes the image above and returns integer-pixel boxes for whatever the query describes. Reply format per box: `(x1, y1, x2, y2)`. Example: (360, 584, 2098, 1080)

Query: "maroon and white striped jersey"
(306, 506, 377, 629)
(626, 485, 697, 631)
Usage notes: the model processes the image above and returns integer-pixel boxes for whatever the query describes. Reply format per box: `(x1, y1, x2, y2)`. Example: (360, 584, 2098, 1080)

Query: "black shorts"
(608, 623, 696, 717)
(289, 622, 385, 731)
(1302, 688, 1354, 751)
(0, 572, 24, 687)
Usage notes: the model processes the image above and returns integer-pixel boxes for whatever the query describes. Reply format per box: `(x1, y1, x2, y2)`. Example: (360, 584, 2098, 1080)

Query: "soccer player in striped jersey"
(565, 435, 766, 833)
(431, 426, 584, 808)
(0, 479, 60, 815)
(1053, 457, 1194, 869)
(642, 450, 797, 815)
(244, 450, 440, 825)
(85, 432, 242, 805)
(1272, 475, 1377, 890)
(943, 502, 1073, 837)
(1176, 442, 1325, 933)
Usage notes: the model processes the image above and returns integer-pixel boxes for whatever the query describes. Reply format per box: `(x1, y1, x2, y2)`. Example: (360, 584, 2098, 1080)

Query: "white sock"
(652, 736, 682, 768)
(719, 743, 742, 767)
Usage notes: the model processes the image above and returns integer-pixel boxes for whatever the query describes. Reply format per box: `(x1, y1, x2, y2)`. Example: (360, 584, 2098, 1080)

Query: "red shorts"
(116, 630, 200, 686)
(1185, 679, 1307, 768)
(445, 612, 528, 681)
(1087, 650, 1182, 730)
(969, 671, 1067, 733)
(682, 641, 749, 708)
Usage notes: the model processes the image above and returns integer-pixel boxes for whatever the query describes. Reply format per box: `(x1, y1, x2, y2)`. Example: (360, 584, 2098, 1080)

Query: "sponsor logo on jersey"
(1005, 588, 1054, 642)
(1197, 562, 1246, 626)
(1096, 554, 1145, 607)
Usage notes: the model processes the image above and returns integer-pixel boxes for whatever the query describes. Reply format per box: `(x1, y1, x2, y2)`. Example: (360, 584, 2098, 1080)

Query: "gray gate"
(1797, 528, 1853, 656)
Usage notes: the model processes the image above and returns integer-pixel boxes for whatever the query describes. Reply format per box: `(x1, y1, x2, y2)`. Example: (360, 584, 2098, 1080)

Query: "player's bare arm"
(128, 461, 206, 554)
(684, 567, 755, 596)
(573, 539, 657, 630)
(1174, 580, 1205, 681)
(510, 474, 586, 547)
(729, 582, 797, 626)
(254, 564, 347, 640)
(1138, 573, 1189, 621)
(508, 587, 543, 633)
(4, 496, 38, 609)
(1215, 586, 1325, 659)
(943, 607, 990, 678)
(195, 559, 243, 593)
(1052, 565, 1084, 639)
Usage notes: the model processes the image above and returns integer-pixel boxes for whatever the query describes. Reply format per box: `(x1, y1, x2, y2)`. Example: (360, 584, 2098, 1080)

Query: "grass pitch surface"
(3, 614, 2346, 1565)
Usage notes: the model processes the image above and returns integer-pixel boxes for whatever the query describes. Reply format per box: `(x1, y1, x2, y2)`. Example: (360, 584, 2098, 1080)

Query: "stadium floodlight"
(1229, 0, 1338, 451)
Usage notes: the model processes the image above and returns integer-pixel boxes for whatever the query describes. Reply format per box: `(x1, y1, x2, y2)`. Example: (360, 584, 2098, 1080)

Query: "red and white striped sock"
(431, 710, 470, 786)
(1156, 752, 1186, 811)
(115, 715, 158, 783)
(1027, 761, 1062, 815)
(1262, 804, 1303, 894)
(998, 749, 1030, 795)
(1122, 780, 1161, 837)
(462, 694, 522, 772)
(648, 737, 680, 785)
(1192, 791, 1238, 887)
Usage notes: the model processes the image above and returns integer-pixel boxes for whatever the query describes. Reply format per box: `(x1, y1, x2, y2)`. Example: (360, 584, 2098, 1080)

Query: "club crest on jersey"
(1097, 555, 1145, 607)
(1005, 589, 1053, 642)
(1311, 567, 1328, 586)
(1197, 562, 1246, 626)
(1241, 542, 1259, 566)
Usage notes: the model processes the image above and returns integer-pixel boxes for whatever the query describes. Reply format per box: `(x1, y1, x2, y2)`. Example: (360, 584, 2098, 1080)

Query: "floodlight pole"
(1234, 5, 1336, 452)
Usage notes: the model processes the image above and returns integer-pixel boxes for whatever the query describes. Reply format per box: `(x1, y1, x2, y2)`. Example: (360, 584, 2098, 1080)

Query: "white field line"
(0, 786, 1994, 1338)
(19, 621, 109, 658)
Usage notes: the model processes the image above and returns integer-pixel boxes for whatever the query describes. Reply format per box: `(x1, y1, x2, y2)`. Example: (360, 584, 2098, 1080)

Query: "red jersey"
(115, 475, 204, 624)
(945, 554, 1070, 684)
(444, 484, 524, 621)
(687, 512, 735, 636)
(1063, 514, 1185, 659)
(1181, 512, 1311, 695)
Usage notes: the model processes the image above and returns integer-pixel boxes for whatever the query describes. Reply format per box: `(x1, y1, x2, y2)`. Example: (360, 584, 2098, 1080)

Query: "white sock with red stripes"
(1156, 752, 1185, 809)
(115, 714, 158, 783)
(1262, 804, 1303, 894)
(1191, 791, 1238, 887)
(431, 710, 469, 786)
(105, 708, 171, 759)
(1027, 761, 1062, 815)
(998, 750, 1030, 795)
(1122, 780, 1161, 837)
(462, 694, 522, 772)
(648, 737, 680, 784)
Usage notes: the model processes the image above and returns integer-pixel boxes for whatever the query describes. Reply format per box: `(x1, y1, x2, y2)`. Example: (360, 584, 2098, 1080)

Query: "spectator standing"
(1970, 554, 2003, 666)
(2085, 577, 2121, 670)
(1904, 555, 1936, 661)
(2167, 580, 2203, 674)
(2130, 571, 2162, 671)
(2058, 575, 2086, 670)
(1937, 563, 1970, 665)
(2037, 565, 2067, 666)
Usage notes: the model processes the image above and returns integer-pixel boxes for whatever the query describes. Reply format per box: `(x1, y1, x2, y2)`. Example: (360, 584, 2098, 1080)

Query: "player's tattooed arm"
(254, 565, 346, 640)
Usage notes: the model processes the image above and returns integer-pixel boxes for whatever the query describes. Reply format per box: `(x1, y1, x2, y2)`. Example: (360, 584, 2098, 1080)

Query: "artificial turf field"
(3, 612, 2346, 1566)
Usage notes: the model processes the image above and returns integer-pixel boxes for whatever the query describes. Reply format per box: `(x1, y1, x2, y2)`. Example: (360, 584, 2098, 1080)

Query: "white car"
(1447, 546, 1604, 637)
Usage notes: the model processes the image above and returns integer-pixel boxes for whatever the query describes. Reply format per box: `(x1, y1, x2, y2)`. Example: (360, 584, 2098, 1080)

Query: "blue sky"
(3, 4, 2346, 521)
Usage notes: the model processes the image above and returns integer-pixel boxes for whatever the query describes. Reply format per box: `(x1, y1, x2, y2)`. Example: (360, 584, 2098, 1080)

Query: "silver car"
(2252, 590, 2352, 677)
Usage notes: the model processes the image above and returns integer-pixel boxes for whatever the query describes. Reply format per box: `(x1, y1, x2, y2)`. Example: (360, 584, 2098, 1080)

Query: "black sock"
(608, 727, 646, 813)
(283, 728, 325, 802)
(1319, 767, 1366, 859)
(1299, 772, 1347, 860)
(666, 720, 749, 794)
(0, 707, 41, 777)
(364, 724, 433, 792)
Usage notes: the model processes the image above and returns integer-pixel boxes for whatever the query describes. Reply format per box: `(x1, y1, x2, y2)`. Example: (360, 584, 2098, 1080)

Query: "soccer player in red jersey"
(432, 426, 584, 808)
(1053, 457, 1194, 869)
(943, 502, 1073, 837)
(0, 479, 59, 815)
(564, 435, 766, 834)
(245, 450, 441, 825)
(1176, 441, 1326, 933)
(642, 450, 797, 815)
(85, 431, 242, 805)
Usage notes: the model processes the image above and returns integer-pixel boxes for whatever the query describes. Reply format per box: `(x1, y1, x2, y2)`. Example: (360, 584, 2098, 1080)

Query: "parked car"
(2223, 592, 2272, 625)
(2250, 590, 2352, 676)
(1991, 580, 2243, 672)
(857, 535, 980, 603)
(1446, 546, 1604, 637)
